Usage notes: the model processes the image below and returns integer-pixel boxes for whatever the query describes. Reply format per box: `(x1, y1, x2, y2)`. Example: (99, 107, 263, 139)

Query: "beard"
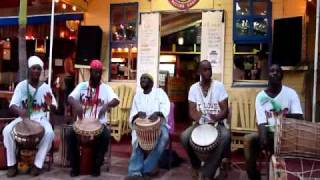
(90, 76, 101, 87)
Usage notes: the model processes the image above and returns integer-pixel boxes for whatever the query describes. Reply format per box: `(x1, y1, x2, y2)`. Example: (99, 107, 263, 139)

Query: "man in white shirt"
(3, 56, 57, 177)
(68, 60, 119, 177)
(244, 64, 303, 180)
(126, 73, 170, 180)
(180, 60, 230, 180)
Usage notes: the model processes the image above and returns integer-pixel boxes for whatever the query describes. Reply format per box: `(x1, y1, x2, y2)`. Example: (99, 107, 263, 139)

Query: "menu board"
(201, 11, 225, 81)
(137, 13, 161, 87)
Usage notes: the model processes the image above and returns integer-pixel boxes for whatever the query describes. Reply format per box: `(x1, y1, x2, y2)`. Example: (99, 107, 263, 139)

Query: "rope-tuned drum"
(135, 117, 162, 151)
(73, 117, 103, 146)
(13, 119, 44, 149)
(190, 123, 221, 161)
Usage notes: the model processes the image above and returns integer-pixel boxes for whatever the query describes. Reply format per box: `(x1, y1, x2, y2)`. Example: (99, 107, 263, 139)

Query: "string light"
(62, 3, 67, 9)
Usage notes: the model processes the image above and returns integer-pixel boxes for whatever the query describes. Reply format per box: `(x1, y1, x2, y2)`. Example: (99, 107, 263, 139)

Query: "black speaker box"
(272, 16, 302, 66)
(76, 26, 102, 65)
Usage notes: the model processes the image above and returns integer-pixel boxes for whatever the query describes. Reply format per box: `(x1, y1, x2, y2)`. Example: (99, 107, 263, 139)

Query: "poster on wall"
(201, 10, 225, 81)
(137, 13, 161, 87)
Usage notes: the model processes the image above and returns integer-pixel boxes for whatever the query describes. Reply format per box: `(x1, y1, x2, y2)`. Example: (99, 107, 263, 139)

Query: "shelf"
(160, 51, 200, 55)
(281, 66, 308, 71)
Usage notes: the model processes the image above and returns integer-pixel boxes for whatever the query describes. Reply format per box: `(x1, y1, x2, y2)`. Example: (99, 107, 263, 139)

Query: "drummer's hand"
(98, 104, 109, 119)
(148, 112, 159, 122)
(19, 108, 28, 118)
(137, 111, 146, 119)
(44, 92, 52, 106)
(75, 104, 83, 120)
(208, 114, 218, 123)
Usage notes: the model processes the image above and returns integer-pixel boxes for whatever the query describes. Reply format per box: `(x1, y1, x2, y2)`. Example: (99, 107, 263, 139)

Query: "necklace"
(198, 80, 214, 115)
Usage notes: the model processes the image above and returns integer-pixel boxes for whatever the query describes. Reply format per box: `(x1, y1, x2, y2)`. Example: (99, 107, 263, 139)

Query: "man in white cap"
(125, 73, 170, 180)
(2, 56, 57, 177)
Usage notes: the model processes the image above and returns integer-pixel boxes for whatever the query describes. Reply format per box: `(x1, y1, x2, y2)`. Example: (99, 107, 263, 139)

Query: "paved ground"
(0, 116, 257, 180)
(0, 156, 250, 180)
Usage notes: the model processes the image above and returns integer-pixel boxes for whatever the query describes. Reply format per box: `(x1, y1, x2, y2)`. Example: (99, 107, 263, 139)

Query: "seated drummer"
(67, 60, 119, 177)
(125, 73, 170, 180)
(244, 64, 303, 180)
(180, 60, 230, 180)
(3, 56, 57, 177)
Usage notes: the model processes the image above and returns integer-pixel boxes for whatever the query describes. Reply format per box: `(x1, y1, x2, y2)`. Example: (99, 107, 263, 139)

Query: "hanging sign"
(201, 11, 225, 81)
(168, 0, 200, 10)
(137, 13, 161, 87)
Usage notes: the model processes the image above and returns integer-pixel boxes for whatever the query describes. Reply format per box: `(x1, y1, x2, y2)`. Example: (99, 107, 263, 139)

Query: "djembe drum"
(270, 117, 320, 180)
(12, 119, 44, 173)
(190, 124, 220, 161)
(73, 117, 103, 175)
(60, 124, 73, 167)
(73, 117, 103, 146)
(13, 119, 44, 149)
(135, 117, 162, 151)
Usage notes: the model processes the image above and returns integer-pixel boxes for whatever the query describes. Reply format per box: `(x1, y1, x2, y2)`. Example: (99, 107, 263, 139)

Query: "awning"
(0, 12, 83, 26)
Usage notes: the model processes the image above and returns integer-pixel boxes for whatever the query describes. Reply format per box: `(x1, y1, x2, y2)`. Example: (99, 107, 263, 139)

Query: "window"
(110, 3, 138, 81)
(233, 0, 271, 43)
(233, 0, 272, 83)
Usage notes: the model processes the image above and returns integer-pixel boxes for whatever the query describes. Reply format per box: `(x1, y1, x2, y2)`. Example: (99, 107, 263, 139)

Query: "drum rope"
(274, 152, 320, 178)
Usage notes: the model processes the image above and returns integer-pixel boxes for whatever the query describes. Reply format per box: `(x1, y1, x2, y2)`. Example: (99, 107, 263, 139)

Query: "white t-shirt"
(129, 88, 170, 144)
(9, 80, 57, 122)
(188, 80, 228, 121)
(69, 82, 119, 124)
(255, 85, 303, 126)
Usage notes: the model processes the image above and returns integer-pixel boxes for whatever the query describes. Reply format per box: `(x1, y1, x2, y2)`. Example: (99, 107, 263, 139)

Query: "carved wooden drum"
(73, 117, 103, 146)
(13, 119, 44, 149)
(135, 117, 161, 151)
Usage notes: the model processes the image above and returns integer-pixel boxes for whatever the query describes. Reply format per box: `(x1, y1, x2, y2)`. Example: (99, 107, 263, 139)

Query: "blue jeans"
(128, 125, 169, 176)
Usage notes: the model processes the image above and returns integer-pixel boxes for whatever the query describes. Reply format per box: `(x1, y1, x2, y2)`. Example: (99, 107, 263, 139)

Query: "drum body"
(73, 117, 103, 146)
(190, 124, 220, 161)
(13, 119, 44, 149)
(135, 118, 161, 151)
(270, 117, 320, 180)
(274, 118, 320, 159)
(60, 124, 73, 167)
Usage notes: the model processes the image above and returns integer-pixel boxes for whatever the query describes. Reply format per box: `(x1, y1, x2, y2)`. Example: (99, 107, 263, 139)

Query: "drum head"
(14, 119, 44, 136)
(135, 117, 160, 127)
(191, 124, 218, 147)
(74, 117, 102, 132)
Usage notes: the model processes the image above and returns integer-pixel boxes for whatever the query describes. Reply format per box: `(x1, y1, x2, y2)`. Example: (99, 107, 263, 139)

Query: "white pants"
(2, 117, 55, 168)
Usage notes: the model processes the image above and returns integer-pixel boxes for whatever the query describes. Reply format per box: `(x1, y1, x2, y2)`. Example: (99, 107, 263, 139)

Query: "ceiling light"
(72, 6, 77, 11)
(62, 3, 67, 9)
(178, 37, 184, 45)
(55, 0, 59, 3)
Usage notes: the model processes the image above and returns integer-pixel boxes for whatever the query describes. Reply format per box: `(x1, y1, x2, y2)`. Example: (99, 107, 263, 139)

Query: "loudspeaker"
(272, 16, 302, 66)
(76, 26, 102, 65)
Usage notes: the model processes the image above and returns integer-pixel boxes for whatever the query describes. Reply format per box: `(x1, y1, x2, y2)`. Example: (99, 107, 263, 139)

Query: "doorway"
(159, 12, 201, 127)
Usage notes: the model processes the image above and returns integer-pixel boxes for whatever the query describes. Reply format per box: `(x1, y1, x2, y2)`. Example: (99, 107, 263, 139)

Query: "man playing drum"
(180, 60, 230, 180)
(125, 73, 170, 180)
(244, 64, 303, 180)
(68, 60, 119, 177)
(3, 56, 57, 177)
